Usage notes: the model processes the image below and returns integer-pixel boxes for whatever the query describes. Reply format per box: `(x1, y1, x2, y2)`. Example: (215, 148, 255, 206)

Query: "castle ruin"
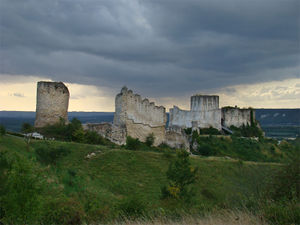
(169, 95, 222, 130)
(169, 94, 253, 132)
(34, 81, 69, 128)
(34, 81, 256, 149)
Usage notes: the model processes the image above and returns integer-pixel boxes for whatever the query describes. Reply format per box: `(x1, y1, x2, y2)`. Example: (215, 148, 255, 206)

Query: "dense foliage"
(21, 122, 34, 134)
(39, 118, 109, 145)
(0, 125, 5, 136)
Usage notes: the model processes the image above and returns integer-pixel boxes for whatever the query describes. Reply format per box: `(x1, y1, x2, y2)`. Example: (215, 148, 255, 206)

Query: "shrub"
(162, 150, 198, 201)
(0, 153, 45, 224)
(35, 143, 70, 165)
(0, 125, 5, 136)
(21, 123, 34, 134)
(269, 157, 300, 201)
(117, 196, 146, 218)
(200, 127, 221, 135)
(85, 130, 105, 145)
(184, 128, 192, 135)
(72, 128, 86, 143)
(125, 136, 141, 150)
(42, 197, 85, 225)
(145, 133, 155, 147)
(197, 143, 216, 156)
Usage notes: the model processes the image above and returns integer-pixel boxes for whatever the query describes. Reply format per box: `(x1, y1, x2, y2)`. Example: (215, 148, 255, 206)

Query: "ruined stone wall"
(169, 106, 222, 130)
(82, 122, 126, 145)
(113, 87, 167, 146)
(191, 95, 219, 111)
(35, 81, 69, 128)
(221, 107, 254, 128)
(165, 126, 190, 151)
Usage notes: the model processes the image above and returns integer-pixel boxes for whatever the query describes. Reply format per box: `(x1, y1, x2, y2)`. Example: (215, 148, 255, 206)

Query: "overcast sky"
(0, 0, 299, 111)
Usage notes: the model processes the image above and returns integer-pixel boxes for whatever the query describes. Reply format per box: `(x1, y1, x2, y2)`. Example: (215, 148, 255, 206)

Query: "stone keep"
(113, 87, 167, 146)
(169, 95, 222, 130)
(35, 81, 69, 128)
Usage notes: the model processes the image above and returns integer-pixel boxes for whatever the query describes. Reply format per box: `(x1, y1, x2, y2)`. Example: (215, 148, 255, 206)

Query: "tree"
(0, 125, 5, 136)
(145, 133, 155, 147)
(161, 150, 198, 201)
(21, 123, 34, 134)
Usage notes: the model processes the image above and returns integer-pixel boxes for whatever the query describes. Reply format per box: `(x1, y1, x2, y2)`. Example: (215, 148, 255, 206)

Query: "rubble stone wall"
(169, 106, 222, 130)
(35, 81, 69, 128)
(221, 107, 254, 128)
(113, 87, 167, 146)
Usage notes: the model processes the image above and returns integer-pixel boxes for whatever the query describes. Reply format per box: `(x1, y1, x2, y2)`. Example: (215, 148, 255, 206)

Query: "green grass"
(0, 134, 296, 224)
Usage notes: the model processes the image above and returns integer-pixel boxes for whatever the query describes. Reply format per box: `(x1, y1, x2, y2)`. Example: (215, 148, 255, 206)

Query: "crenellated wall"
(113, 87, 167, 146)
(221, 107, 254, 128)
(35, 81, 69, 128)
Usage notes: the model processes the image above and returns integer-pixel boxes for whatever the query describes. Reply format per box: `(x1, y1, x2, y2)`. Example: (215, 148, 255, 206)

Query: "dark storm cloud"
(0, 0, 299, 97)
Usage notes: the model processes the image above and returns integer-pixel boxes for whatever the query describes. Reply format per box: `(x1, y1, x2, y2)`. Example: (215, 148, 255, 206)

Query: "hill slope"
(1, 135, 288, 224)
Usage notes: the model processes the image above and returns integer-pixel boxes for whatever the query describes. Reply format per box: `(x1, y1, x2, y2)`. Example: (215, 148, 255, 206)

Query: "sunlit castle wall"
(113, 87, 167, 146)
(35, 81, 69, 128)
(169, 95, 221, 130)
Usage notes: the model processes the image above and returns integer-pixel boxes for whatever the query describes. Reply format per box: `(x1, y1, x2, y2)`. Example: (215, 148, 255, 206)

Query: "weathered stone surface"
(165, 126, 190, 151)
(114, 87, 167, 146)
(169, 95, 222, 130)
(191, 95, 219, 111)
(35, 81, 69, 128)
(221, 107, 253, 128)
(82, 122, 127, 145)
(169, 107, 222, 130)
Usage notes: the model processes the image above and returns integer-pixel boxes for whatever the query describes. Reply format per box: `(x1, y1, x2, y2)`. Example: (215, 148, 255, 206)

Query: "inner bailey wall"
(113, 87, 167, 146)
(221, 107, 254, 128)
(169, 106, 222, 130)
(35, 81, 69, 128)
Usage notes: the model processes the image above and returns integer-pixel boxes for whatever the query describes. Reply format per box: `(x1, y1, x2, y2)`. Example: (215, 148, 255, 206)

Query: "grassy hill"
(0, 134, 299, 224)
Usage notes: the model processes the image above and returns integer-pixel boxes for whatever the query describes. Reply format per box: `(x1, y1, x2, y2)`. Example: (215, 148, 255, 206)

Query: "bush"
(85, 130, 105, 145)
(21, 123, 34, 134)
(117, 196, 146, 218)
(145, 133, 155, 147)
(162, 150, 198, 201)
(0, 125, 5, 136)
(35, 142, 70, 165)
(125, 136, 141, 150)
(200, 127, 221, 135)
(0, 153, 45, 224)
(269, 157, 300, 201)
(42, 197, 85, 225)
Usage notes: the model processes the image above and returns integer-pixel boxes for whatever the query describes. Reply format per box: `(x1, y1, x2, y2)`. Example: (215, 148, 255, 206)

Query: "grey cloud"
(0, 0, 299, 99)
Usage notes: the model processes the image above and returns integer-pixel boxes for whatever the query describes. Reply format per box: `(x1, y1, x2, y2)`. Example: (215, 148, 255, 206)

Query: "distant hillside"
(255, 109, 300, 126)
(0, 111, 114, 132)
(0, 109, 299, 138)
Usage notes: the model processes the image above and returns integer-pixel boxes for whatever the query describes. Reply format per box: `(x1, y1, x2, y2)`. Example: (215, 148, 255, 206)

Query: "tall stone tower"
(190, 95, 219, 111)
(34, 81, 69, 128)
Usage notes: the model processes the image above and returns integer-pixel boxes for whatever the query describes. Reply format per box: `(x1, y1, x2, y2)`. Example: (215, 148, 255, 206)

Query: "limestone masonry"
(169, 95, 253, 131)
(34, 81, 256, 149)
(35, 81, 69, 128)
(222, 107, 254, 128)
(113, 87, 167, 146)
(169, 95, 222, 130)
